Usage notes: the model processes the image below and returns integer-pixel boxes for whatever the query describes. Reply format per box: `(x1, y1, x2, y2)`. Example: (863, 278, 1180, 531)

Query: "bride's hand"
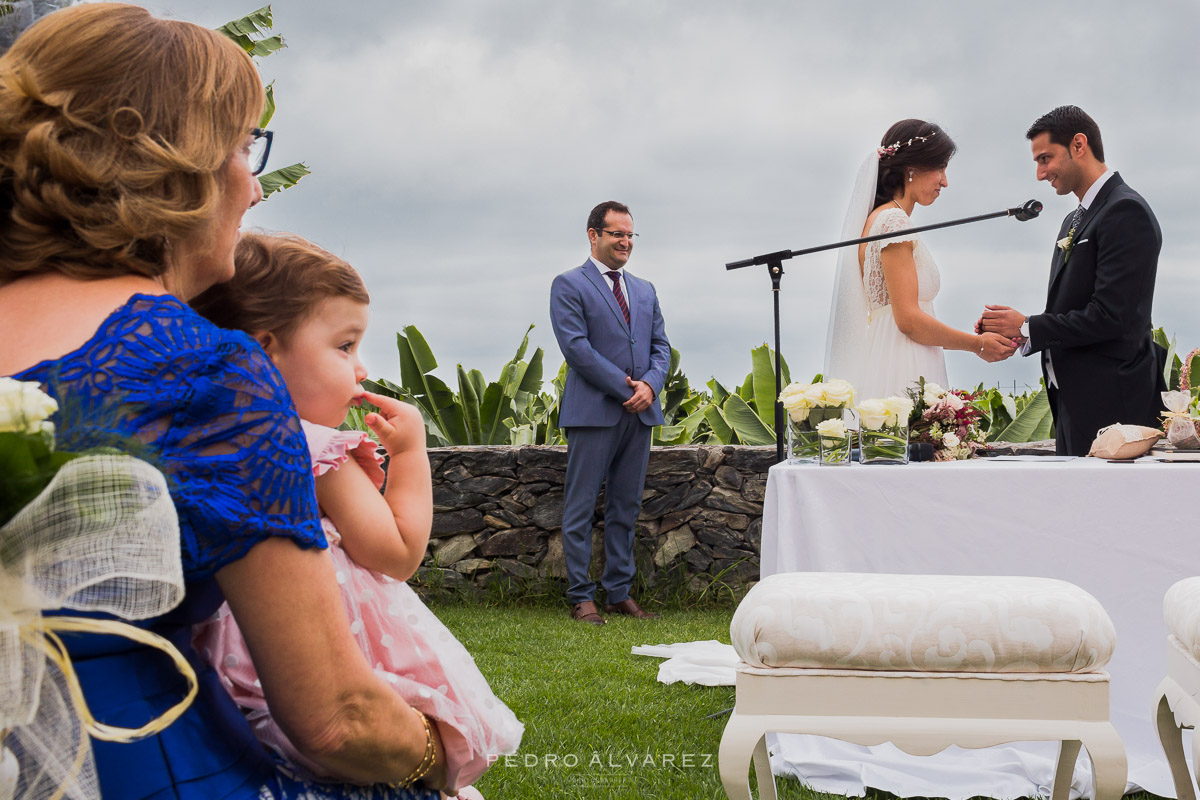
(977, 332, 1017, 363)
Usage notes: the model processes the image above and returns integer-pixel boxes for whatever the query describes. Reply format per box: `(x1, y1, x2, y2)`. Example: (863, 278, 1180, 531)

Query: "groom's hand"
(980, 305, 1025, 339)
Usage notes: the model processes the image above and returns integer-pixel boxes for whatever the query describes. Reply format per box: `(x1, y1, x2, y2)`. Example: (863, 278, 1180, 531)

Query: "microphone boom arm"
(725, 200, 1041, 270)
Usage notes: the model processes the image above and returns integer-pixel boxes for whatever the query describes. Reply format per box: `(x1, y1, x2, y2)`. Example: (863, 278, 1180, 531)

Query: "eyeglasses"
(596, 230, 639, 240)
(248, 128, 273, 175)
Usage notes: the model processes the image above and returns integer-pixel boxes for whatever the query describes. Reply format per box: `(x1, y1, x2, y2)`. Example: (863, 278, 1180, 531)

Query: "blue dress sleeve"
(22, 295, 327, 579)
(158, 332, 327, 578)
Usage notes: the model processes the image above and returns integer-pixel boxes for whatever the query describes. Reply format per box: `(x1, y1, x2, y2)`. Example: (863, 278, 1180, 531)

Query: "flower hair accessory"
(877, 130, 939, 160)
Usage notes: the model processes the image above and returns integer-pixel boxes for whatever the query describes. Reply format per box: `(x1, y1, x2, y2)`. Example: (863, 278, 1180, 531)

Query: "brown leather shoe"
(570, 601, 605, 625)
(604, 598, 659, 619)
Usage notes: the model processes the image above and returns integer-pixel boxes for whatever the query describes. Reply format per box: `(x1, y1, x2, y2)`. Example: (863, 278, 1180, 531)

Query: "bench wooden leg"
(719, 714, 767, 800)
(1082, 724, 1127, 800)
(1050, 739, 1080, 800)
(1154, 684, 1197, 800)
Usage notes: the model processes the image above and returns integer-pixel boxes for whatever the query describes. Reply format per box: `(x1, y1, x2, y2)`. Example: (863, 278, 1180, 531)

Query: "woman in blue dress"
(0, 5, 445, 798)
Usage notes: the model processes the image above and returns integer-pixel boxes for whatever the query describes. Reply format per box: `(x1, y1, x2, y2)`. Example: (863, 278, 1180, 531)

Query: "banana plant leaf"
(707, 378, 731, 405)
(259, 82, 276, 128)
(457, 365, 483, 445)
(704, 404, 735, 444)
(217, 6, 286, 58)
(748, 344, 791, 427)
(993, 388, 1053, 443)
(259, 163, 311, 199)
(723, 394, 776, 446)
(396, 328, 467, 445)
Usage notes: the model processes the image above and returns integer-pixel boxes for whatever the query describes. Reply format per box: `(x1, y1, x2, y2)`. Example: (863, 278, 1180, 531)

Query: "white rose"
(800, 383, 826, 408)
(942, 392, 965, 411)
(820, 379, 855, 407)
(0, 378, 58, 434)
(922, 383, 945, 407)
(777, 383, 816, 417)
(942, 432, 960, 449)
(882, 395, 914, 428)
(816, 418, 846, 438)
(855, 399, 890, 431)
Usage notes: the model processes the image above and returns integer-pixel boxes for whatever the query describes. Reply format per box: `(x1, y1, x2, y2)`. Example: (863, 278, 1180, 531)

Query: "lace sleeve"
(875, 208, 919, 247)
(162, 334, 327, 577)
(21, 296, 327, 580)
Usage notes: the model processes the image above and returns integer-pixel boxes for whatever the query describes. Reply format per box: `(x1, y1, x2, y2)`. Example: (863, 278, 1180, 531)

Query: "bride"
(824, 119, 1015, 400)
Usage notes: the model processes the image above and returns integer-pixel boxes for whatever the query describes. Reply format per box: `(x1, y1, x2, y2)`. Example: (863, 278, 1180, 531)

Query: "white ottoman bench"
(718, 572, 1125, 800)
(1152, 577, 1200, 799)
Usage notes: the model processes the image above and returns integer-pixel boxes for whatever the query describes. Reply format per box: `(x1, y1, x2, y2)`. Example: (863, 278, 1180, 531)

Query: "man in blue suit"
(550, 201, 671, 625)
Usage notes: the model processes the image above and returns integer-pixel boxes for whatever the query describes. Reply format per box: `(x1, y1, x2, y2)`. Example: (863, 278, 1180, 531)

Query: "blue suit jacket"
(550, 260, 671, 428)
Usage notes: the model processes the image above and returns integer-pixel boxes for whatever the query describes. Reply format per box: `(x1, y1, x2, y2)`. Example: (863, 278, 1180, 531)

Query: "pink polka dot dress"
(193, 422, 523, 793)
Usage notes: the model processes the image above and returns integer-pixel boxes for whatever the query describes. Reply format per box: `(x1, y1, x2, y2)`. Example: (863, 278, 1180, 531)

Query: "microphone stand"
(725, 200, 1043, 463)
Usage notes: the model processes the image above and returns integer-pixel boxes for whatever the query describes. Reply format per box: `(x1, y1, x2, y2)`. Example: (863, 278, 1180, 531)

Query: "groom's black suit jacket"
(1027, 173, 1165, 456)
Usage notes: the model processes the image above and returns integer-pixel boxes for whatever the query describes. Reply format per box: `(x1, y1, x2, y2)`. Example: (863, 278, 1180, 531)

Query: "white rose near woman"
(824, 119, 1017, 400)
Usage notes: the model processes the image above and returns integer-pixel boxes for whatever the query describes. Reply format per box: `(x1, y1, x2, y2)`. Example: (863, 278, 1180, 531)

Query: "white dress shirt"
(1024, 169, 1115, 387)
(589, 257, 628, 306)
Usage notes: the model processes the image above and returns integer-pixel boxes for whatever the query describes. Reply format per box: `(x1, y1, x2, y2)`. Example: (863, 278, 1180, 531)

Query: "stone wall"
(419, 445, 776, 597)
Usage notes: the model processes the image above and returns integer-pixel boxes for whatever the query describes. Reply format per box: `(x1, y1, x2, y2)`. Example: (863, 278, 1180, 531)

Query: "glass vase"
(819, 430, 853, 466)
(860, 425, 910, 465)
(787, 407, 844, 464)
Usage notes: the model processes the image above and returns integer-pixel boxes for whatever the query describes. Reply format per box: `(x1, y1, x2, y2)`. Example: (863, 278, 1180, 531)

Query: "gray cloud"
(146, 0, 1200, 391)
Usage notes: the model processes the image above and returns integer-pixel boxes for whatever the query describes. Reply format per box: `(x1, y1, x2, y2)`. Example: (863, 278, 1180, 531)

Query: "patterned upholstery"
(1163, 577, 1200, 662)
(731, 572, 1115, 673)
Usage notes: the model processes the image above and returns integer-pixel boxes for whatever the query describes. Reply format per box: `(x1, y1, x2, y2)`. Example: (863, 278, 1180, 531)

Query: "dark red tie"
(605, 270, 630, 325)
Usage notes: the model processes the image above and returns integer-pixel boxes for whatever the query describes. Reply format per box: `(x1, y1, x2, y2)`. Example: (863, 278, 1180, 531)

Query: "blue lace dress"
(12, 294, 438, 800)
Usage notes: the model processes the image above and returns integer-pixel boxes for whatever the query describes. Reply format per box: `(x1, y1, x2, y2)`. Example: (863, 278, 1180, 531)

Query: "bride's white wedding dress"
(855, 208, 949, 399)
(825, 153, 949, 401)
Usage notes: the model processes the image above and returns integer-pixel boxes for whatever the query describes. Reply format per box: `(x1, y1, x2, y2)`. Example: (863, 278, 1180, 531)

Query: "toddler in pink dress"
(191, 232, 522, 798)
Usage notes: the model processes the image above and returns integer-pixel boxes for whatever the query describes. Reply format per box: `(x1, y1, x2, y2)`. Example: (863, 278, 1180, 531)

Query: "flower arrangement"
(815, 417, 852, 465)
(779, 379, 856, 462)
(1161, 390, 1200, 449)
(906, 380, 986, 461)
(856, 395, 915, 464)
(0, 378, 79, 526)
(1181, 348, 1200, 392)
(1, 379, 195, 799)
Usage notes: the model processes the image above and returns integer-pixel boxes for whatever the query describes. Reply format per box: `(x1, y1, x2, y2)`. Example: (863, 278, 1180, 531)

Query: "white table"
(761, 458, 1194, 798)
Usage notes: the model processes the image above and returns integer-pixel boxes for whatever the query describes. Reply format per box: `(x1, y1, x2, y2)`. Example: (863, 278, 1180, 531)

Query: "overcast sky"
(144, 0, 1200, 396)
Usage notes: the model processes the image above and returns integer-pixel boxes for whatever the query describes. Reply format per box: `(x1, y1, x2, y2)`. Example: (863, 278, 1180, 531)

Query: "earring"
(908, 172, 914, 183)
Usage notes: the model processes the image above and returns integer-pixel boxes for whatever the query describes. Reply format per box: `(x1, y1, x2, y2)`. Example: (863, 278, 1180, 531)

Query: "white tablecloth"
(760, 458, 1194, 798)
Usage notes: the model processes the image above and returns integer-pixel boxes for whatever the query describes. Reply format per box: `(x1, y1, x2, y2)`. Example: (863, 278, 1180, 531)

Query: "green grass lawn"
(432, 603, 1163, 800)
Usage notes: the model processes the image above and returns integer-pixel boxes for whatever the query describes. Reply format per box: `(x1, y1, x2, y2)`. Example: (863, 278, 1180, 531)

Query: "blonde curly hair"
(0, 3, 264, 282)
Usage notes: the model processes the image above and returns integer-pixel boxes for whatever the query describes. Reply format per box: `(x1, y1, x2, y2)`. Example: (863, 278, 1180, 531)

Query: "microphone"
(1008, 199, 1042, 221)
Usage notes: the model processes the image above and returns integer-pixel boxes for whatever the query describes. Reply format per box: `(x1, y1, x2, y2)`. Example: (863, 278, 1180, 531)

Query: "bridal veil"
(822, 152, 878, 388)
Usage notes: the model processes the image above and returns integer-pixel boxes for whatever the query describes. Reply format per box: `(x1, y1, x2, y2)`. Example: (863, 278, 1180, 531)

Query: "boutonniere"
(1057, 228, 1078, 264)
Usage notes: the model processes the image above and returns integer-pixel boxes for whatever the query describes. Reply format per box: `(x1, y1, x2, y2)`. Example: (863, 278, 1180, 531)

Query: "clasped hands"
(973, 304, 1026, 363)
(624, 376, 654, 413)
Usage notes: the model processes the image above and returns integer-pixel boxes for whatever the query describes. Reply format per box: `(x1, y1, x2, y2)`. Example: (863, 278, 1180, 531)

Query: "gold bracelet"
(391, 708, 437, 789)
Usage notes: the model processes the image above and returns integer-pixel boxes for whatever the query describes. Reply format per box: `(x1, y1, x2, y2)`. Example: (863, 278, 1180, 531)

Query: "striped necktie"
(605, 270, 630, 325)
(1068, 204, 1084, 237)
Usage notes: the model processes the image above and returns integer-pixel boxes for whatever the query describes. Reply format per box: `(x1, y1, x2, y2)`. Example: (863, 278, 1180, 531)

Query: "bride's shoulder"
(863, 206, 911, 236)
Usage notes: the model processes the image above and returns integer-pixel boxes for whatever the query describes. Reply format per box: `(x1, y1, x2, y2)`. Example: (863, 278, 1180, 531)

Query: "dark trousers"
(561, 414, 652, 605)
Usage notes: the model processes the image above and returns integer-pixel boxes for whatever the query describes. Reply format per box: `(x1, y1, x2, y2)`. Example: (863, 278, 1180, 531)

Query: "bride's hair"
(874, 119, 957, 209)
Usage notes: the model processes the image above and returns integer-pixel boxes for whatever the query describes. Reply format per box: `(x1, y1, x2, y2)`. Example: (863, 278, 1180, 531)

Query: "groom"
(980, 106, 1164, 456)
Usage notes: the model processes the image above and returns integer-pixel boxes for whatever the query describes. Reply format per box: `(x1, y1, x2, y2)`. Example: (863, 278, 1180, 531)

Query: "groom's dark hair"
(1026, 106, 1105, 162)
(587, 201, 632, 232)
(874, 119, 957, 209)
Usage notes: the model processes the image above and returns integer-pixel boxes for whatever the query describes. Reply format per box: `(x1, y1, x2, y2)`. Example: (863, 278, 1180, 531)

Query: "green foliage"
(216, 6, 309, 197)
(0, 429, 81, 527)
(350, 325, 563, 446)
(216, 5, 284, 57)
(993, 387, 1054, 442)
(357, 326, 1060, 448)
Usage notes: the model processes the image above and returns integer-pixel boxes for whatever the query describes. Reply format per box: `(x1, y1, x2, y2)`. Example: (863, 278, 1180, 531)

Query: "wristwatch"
(1019, 317, 1030, 339)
